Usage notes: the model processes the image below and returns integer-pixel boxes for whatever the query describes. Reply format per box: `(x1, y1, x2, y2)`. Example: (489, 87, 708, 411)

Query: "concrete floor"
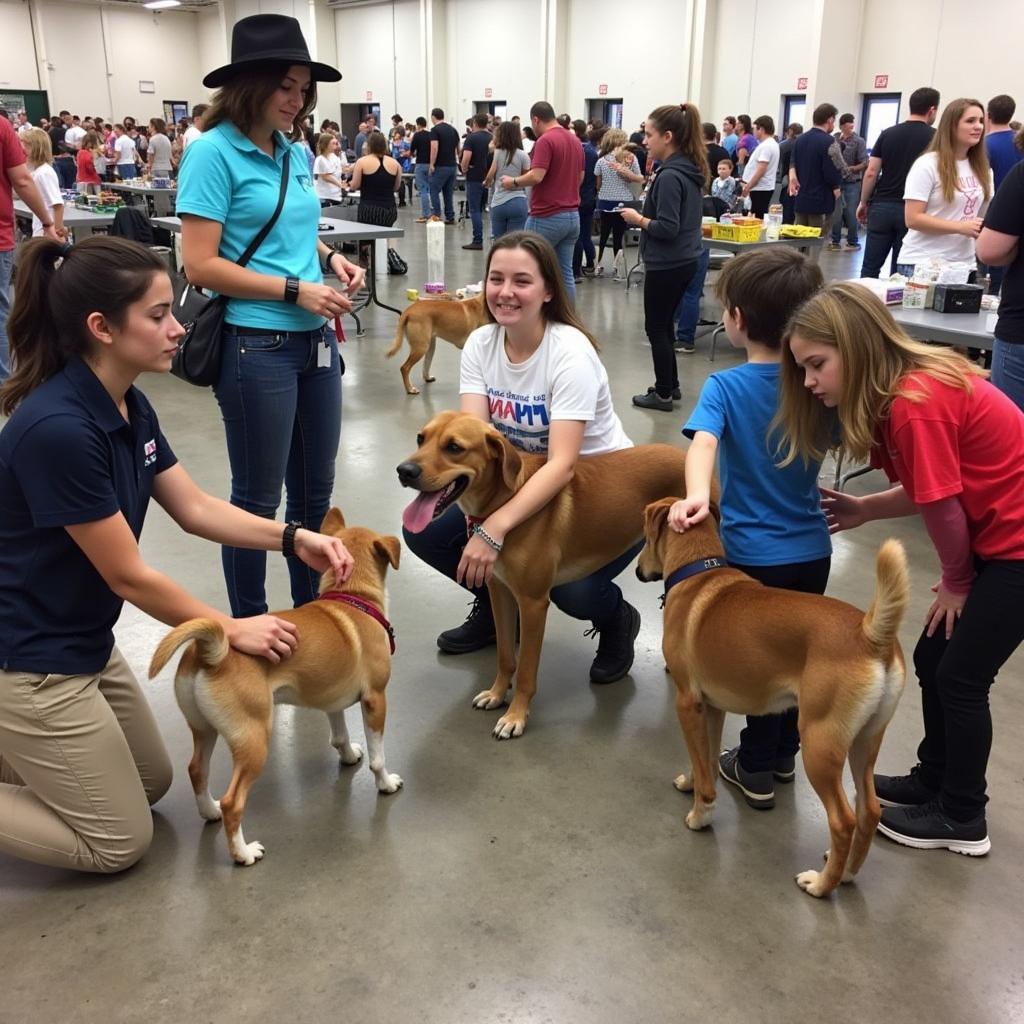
(3, 209, 1023, 1024)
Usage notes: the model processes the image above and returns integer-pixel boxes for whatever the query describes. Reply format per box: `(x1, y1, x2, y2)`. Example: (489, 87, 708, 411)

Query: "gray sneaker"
(719, 746, 775, 809)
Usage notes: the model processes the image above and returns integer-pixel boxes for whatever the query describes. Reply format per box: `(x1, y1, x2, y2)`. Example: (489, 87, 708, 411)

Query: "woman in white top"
(898, 97, 993, 276)
(401, 232, 642, 682)
(21, 128, 65, 239)
(112, 124, 140, 180)
(593, 129, 644, 279)
(313, 132, 348, 205)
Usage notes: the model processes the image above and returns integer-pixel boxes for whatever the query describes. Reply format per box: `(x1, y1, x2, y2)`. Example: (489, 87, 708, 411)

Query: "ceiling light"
(144, 0, 182, 8)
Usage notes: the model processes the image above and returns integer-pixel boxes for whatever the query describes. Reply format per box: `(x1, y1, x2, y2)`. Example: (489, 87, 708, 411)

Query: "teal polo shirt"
(176, 121, 323, 330)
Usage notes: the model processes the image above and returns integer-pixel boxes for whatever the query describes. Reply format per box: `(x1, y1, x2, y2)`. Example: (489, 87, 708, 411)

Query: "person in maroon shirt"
(500, 100, 583, 302)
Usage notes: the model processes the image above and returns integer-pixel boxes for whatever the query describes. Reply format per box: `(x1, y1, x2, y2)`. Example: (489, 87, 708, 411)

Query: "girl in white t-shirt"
(898, 98, 993, 273)
(313, 132, 348, 204)
(21, 128, 65, 238)
(401, 232, 642, 682)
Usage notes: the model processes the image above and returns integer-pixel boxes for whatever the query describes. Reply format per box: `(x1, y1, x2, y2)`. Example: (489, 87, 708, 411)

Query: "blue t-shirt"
(176, 120, 323, 331)
(0, 358, 177, 673)
(986, 130, 1024, 191)
(722, 134, 738, 156)
(683, 362, 830, 566)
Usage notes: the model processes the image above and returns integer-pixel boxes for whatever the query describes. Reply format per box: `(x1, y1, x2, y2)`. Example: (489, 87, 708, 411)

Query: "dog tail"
(148, 618, 229, 679)
(861, 539, 910, 652)
(385, 307, 410, 359)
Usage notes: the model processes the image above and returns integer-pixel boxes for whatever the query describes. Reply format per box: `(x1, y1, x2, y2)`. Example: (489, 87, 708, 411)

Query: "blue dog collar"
(663, 556, 728, 599)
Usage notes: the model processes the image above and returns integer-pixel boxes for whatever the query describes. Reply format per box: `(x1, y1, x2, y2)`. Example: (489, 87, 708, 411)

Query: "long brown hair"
(927, 97, 992, 204)
(648, 103, 709, 187)
(203, 62, 317, 142)
(494, 120, 522, 164)
(483, 232, 598, 350)
(1, 238, 167, 415)
(774, 282, 984, 466)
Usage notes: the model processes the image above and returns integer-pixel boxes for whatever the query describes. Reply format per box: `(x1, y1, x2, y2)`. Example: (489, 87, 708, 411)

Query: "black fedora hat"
(203, 14, 341, 89)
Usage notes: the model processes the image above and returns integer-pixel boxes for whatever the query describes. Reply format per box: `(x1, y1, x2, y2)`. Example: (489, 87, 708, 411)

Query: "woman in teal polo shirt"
(0, 236, 355, 873)
(177, 14, 364, 617)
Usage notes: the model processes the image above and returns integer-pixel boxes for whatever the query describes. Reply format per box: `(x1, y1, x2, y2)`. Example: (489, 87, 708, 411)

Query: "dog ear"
(322, 507, 345, 534)
(486, 430, 522, 492)
(643, 499, 672, 537)
(374, 536, 401, 570)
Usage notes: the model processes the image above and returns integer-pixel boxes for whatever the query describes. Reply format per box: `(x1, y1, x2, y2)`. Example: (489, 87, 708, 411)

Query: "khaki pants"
(0, 648, 172, 873)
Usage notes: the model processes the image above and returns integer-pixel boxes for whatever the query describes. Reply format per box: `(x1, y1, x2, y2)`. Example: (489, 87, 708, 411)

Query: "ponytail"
(648, 103, 709, 188)
(1, 236, 167, 416)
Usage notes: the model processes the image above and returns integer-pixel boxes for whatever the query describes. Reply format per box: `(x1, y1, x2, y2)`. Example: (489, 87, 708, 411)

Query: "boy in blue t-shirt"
(670, 247, 829, 809)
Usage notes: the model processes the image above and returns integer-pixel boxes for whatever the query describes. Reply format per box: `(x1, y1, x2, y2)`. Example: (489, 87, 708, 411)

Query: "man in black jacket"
(788, 103, 842, 233)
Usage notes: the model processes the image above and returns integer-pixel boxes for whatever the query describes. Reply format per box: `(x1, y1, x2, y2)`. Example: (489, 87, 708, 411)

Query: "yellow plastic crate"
(710, 221, 763, 243)
(778, 225, 822, 238)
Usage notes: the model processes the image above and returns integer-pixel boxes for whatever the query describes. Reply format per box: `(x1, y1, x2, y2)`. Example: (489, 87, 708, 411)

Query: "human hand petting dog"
(668, 495, 709, 532)
(457, 529, 503, 589)
(226, 615, 299, 662)
(926, 580, 968, 640)
(294, 529, 355, 582)
(819, 487, 867, 533)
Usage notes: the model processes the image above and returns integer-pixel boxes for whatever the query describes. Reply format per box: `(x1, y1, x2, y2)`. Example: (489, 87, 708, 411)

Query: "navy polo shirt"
(0, 358, 176, 674)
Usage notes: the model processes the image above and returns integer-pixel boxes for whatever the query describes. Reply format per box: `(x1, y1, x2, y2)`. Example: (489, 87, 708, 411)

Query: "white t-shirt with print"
(114, 134, 137, 165)
(313, 153, 346, 199)
(460, 321, 632, 455)
(30, 164, 63, 236)
(743, 136, 780, 191)
(898, 152, 993, 265)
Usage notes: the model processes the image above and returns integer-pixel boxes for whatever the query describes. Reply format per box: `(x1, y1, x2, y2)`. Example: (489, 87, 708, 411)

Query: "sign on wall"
(484, 87, 492, 98)
(366, 90, 373, 101)
(796, 77, 808, 91)
(599, 83, 608, 96)
(874, 74, 889, 88)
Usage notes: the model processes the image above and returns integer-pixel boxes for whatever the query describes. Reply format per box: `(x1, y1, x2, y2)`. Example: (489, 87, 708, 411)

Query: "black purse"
(171, 151, 292, 387)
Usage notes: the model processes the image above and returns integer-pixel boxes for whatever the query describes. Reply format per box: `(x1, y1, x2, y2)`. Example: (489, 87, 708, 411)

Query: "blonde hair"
(316, 131, 337, 157)
(22, 127, 53, 168)
(598, 128, 627, 157)
(775, 282, 985, 465)
(927, 98, 992, 204)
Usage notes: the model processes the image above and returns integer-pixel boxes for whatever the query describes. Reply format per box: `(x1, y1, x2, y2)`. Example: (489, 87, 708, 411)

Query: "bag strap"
(236, 149, 291, 269)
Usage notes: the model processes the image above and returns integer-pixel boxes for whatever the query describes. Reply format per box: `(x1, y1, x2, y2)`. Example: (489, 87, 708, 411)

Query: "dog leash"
(318, 591, 396, 654)
(660, 557, 729, 607)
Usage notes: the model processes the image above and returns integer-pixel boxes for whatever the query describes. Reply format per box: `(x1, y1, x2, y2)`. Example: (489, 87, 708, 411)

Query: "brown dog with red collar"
(637, 497, 909, 898)
(148, 508, 402, 866)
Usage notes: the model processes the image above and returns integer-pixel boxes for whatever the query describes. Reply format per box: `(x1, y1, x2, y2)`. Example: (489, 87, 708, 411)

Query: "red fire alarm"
(874, 74, 889, 89)
(599, 84, 608, 96)
(796, 77, 808, 91)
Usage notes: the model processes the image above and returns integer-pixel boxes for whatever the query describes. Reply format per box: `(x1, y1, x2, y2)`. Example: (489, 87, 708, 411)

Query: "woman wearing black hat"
(178, 15, 364, 618)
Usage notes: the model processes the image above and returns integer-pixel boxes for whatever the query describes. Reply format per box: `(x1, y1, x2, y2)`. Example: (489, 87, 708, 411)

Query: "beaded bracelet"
(472, 522, 503, 553)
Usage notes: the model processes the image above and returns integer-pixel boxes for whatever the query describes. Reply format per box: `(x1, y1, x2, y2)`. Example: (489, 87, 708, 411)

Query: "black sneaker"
(587, 601, 641, 684)
(877, 800, 991, 856)
(646, 385, 682, 402)
(462, 241, 483, 250)
(436, 596, 496, 654)
(874, 764, 939, 808)
(719, 746, 775, 809)
(674, 339, 696, 354)
(632, 391, 674, 412)
(772, 754, 797, 783)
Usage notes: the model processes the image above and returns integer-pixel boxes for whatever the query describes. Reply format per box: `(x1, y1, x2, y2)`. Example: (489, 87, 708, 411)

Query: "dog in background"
(148, 508, 402, 866)
(637, 497, 909, 898)
(386, 293, 489, 395)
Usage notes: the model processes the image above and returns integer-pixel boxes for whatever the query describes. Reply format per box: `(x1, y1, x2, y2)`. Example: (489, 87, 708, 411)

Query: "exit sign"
(874, 74, 889, 88)
(484, 87, 492, 98)
(599, 83, 608, 96)
(796, 77, 808, 91)
(365, 90, 373, 101)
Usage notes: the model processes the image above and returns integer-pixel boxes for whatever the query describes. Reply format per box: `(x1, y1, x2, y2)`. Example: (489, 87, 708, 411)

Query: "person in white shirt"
(898, 97, 993, 274)
(313, 132, 348, 204)
(146, 118, 173, 176)
(112, 124, 140, 180)
(740, 114, 781, 217)
(64, 120, 86, 151)
(20, 129, 65, 238)
(16, 112, 32, 137)
(182, 104, 207, 150)
(401, 231, 643, 683)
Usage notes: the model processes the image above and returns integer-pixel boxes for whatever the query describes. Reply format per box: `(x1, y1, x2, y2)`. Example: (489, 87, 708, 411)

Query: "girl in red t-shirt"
(75, 130, 103, 194)
(775, 281, 1024, 857)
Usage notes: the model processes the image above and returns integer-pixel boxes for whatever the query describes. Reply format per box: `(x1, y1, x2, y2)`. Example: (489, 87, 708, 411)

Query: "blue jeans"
(117, 163, 138, 180)
(525, 211, 580, 303)
(991, 338, 1024, 412)
(491, 197, 528, 238)
(414, 163, 431, 218)
(0, 248, 12, 382)
(467, 180, 485, 242)
(673, 247, 711, 342)
(214, 324, 342, 617)
(429, 165, 456, 221)
(402, 504, 641, 628)
(831, 180, 862, 245)
(573, 200, 596, 275)
(860, 199, 907, 278)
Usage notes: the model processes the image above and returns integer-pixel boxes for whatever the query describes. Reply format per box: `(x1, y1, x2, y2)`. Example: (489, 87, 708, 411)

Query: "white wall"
(197, 6, 228, 95)
(0, 1, 39, 90)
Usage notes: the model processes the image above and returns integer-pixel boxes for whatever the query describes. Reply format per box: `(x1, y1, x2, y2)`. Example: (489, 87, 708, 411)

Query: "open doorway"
(340, 102, 382, 152)
(474, 100, 508, 121)
(585, 98, 623, 129)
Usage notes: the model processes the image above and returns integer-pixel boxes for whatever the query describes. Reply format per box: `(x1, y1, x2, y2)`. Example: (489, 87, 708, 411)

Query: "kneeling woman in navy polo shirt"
(0, 237, 354, 874)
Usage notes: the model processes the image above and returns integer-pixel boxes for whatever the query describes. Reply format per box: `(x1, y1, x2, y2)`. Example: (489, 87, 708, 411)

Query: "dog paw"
(423, 375, 436, 383)
(232, 840, 265, 867)
(377, 772, 404, 794)
(472, 688, 507, 710)
(673, 772, 694, 793)
(795, 869, 829, 897)
(492, 713, 526, 740)
(685, 805, 714, 830)
(196, 793, 222, 821)
(336, 742, 363, 766)
(407, 386, 420, 396)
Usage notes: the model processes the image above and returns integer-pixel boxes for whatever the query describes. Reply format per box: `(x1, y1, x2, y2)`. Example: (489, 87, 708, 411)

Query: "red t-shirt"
(528, 125, 584, 218)
(871, 372, 1024, 560)
(76, 148, 101, 184)
(1, 116, 27, 251)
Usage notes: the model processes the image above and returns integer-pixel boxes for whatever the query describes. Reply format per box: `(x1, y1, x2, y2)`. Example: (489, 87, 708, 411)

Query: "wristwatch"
(284, 277, 300, 304)
(281, 520, 302, 558)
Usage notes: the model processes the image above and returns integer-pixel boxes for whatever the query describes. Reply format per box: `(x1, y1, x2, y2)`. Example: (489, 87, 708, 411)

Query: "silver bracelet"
(472, 522, 503, 553)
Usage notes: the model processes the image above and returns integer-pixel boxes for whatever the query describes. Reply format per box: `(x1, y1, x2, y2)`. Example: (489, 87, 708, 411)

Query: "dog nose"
(396, 462, 422, 486)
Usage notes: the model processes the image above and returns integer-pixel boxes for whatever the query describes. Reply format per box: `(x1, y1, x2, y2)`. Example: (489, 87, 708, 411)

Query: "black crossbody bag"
(171, 151, 291, 387)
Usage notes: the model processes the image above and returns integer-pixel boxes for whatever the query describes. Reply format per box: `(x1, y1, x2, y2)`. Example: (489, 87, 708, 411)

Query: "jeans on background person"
(990, 338, 1024, 412)
(466, 180, 485, 243)
(490, 197, 528, 239)
(414, 163, 431, 218)
(859, 199, 908, 278)
(54, 155, 76, 190)
(525, 210, 580, 302)
(644, 261, 698, 398)
(831, 180, 862, 246)
(117, 163, 138, 181)
(573, 200, 596, 276)
(214, 324, 342, 617)
(780, 189, 796, 224)
(748, 190, 772, 217)
(429, 166, 456, 222)
(0, 248, 12, 381)
(673, 247, 711, 344)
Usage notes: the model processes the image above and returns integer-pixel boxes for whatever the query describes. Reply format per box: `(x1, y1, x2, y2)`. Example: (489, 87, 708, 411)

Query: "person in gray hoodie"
(622, 103, 708, 410)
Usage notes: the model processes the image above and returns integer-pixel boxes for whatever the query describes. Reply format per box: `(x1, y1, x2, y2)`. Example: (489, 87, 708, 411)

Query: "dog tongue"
(402, 490, 445, 533)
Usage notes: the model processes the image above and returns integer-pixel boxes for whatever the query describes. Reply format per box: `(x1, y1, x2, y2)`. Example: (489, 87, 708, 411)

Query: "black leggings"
(643, 262, 698, 397)
(729, 556, 832, 772)
(597, 210, 627, 257)
(912, 557, 1024, 820)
